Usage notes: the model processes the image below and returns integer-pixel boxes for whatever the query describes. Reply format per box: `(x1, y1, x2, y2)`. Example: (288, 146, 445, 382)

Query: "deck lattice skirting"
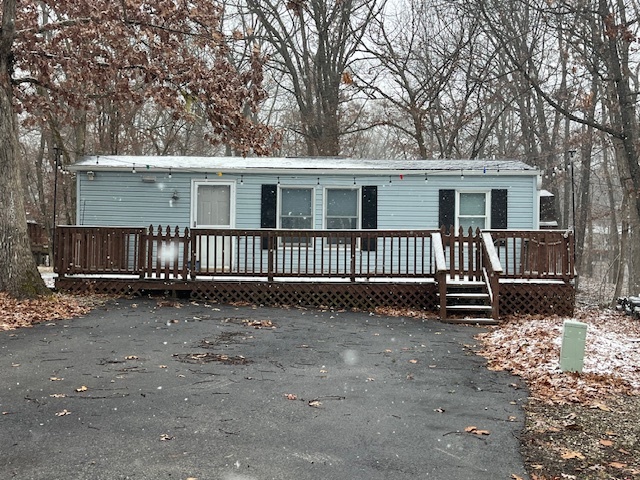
(54, 226, 576, 319)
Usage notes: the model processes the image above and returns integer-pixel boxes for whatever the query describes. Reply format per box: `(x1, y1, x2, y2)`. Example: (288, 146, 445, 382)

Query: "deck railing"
(54, 225, 575, 283)
(55, 226, 438, 280)
(486, 229, 575, 281)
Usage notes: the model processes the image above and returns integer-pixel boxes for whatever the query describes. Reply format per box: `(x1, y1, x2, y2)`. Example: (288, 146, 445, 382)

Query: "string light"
(168, 168, 172, 179)
(389, 176, 392, 184)
(132, 163, 136, 174)
(277, 176, 280, 185)
(353, 176, 356, 185)
(460, 169, 464, 180)
(240, 174, 244, 185)
(317, 177, 320, 186)
(424, 173, 428, 183)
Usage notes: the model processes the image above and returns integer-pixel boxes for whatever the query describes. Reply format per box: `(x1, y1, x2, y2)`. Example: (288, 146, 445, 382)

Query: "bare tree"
(245, 0, 384, 156)
(466, 0, 640, 292)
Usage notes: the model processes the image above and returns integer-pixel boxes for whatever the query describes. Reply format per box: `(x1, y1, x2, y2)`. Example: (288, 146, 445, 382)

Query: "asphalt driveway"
(1, 298, 529, 479)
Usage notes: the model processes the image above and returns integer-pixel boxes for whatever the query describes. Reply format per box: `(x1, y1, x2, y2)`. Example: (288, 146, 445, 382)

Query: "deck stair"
(439, 278, 497, 325)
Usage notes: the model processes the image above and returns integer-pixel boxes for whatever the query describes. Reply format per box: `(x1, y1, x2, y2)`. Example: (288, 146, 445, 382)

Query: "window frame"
(277, 185, 315, 246)
(455, 190, 491, 232)
(322, 186, 361, 248)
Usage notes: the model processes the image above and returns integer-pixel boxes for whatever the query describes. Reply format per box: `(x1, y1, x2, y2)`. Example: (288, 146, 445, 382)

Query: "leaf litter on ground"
(476, 306, 640, 479)
(0, 293, 95, 331)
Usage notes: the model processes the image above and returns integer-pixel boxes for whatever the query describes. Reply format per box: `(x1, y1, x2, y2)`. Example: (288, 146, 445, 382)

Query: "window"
(280, 187, 313, 229)
(279, 187, 314, 244)
(457, 192, 488, 231)
(439, 189, 507, 231)
(325, 188, 359, 229)
(325, 188, 359, 245)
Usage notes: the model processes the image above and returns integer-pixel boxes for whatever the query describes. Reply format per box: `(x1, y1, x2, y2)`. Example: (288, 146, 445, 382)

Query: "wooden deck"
(54, 226, 576, 320)
(28, 221, 50, 265)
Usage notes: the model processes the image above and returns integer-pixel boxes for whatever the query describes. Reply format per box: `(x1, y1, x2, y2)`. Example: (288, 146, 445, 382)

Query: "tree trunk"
(0, 0, 49, 297)
(602, 141, 620, 284)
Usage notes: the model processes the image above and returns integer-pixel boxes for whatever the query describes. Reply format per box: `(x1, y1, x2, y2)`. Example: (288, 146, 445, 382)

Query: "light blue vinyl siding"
(77, 171, 538, 230)
(77, 171, 191, 227)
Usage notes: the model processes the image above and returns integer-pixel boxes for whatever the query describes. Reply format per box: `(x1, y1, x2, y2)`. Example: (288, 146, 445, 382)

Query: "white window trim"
(322, 186, 361, 229)
(455, 190, 491, 232)
(322, 186, 362, 249)
(277, 185, 315, 247)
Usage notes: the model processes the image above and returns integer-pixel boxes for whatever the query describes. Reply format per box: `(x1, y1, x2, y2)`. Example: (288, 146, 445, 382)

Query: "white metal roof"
(69, 155, 539, 175)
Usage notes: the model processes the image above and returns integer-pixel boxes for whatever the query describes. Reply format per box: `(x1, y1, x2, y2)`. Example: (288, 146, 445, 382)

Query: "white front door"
(192, 182, 233, 271)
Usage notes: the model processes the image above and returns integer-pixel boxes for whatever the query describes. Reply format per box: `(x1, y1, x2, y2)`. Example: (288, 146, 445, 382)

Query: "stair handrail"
(432, 232, 448, 320)
(481, 232, 503, 320)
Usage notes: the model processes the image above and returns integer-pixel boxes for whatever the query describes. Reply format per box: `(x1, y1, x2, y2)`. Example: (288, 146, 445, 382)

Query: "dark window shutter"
(439, 189, 455, 231)
(491, 189, 508, 229)
(361, 186, 377, 251)
(261, 184, 277, 249)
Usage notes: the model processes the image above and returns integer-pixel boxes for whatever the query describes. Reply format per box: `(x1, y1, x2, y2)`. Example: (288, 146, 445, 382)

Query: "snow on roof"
(69, 155, 538, 175)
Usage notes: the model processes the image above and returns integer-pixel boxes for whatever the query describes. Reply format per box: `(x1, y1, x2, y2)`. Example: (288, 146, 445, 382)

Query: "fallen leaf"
(511, 475, 525, 480)
(599, 439, 613, 447)
(243, 319, 274, 328)
(159, 365, 167, 369)
(609, 462, 626, 469)
(11, 363, 20, 367)
(159, 434, 173, 441)
(561, 450, 585, 460)
(384, 349, 392, 353)
(49, 377, 63, 381)
(308, 400, 322, 408)
(75, 386, 88, 392)
(49, 393, 66, 398)
(319, 369, 328, 374)
(366, 377, 375, 382)
(409, 359, 418, 364)
(508, 416, 517, 422)
(434, 408, 445, 413)
(55, 409, 71, 416)
(464, 426, 477, 432)
(591, 403, 611, 412)
(125, 355, 139, 360)
(284, 393, 297, 400)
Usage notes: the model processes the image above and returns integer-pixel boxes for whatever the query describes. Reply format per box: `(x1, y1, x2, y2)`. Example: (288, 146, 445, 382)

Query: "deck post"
(181, 227, 189, 279)
(139, 227, 148, 279)
(350, 234, 357, 282)
(432, 232, 448, 320)
(267, 232, 274, 282)
(190, 229, 197, 280)
(481, 232, 503, 321)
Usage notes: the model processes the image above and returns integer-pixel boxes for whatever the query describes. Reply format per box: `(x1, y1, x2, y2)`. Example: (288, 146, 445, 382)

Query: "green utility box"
(560, 320, 588, 373)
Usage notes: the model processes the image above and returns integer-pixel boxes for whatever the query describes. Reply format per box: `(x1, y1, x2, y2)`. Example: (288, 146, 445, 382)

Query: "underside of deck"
(55, 276, 575, 318)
